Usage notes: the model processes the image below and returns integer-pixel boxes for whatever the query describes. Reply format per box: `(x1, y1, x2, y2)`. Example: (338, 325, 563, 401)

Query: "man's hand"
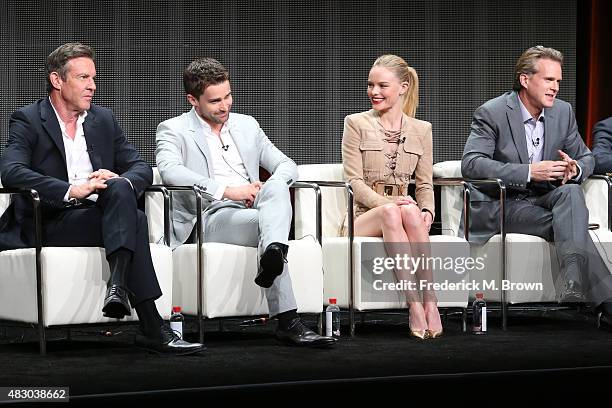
(558, 150, 578, 184)
(89, 168, 119, 181)
(223, 182, 263, 208)
(69, 177, 108, 199)
(529, 160, 568, 182)
(394, 196, 417, 206)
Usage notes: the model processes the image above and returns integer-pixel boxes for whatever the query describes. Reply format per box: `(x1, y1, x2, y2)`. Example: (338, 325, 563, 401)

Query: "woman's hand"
(421, 211, 433, 232)
(394, 196, 416, 206)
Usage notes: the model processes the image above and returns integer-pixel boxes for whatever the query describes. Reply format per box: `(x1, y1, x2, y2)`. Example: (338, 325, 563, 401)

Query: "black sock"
(135, 299, 163, 338)
(275, 309, 298, 330)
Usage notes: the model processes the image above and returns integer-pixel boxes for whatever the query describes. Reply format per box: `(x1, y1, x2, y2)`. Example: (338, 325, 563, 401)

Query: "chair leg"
(317, 312, 323, 335)
(462, 308, 467, 332)
(38, 324, 46, 355)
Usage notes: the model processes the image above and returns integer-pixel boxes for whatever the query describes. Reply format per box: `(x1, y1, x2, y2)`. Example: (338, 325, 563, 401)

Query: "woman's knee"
(400, 204, 424, 230)
(380, 204, 402, 229)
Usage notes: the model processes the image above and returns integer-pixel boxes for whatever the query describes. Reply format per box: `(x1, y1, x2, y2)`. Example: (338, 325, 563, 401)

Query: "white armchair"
(434, 160, 612, 329)
(294, 163, 470, 336)
(146, 168, 325, 343)
(0, 176, 174, 355)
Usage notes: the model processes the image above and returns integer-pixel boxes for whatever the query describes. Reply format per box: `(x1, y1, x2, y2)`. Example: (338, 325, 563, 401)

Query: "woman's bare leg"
(355, 204, 427, 331)
(399, 204, 442, 333)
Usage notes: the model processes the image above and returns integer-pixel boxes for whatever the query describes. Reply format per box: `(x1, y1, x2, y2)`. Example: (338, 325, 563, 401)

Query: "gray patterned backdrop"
(0, 0, 577, 166)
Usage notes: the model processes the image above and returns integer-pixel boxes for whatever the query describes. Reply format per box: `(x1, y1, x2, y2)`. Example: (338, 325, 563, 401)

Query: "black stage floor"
(1, 309, 611, 406)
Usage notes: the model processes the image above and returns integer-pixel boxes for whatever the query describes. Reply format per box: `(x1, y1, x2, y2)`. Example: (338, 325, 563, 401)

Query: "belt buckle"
(375, 182, 402, 197)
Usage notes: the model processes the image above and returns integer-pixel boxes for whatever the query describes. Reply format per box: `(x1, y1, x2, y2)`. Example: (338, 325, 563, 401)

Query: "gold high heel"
(426, 329, 443, 339)
(410, 329, 430, 340)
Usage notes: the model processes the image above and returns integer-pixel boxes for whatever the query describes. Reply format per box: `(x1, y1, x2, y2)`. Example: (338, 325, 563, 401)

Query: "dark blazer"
(460, 91, 593, 243)
(592, 117, 612, 174)
(0, 98, 152, 250)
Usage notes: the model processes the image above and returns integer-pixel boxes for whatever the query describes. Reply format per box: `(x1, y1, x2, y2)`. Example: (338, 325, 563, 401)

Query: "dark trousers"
(41, 178, 161, 305)
(506, 184, 612, 305)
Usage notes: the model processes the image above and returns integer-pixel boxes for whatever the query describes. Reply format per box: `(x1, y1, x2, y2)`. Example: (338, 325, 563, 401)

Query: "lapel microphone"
(221, 144, 229, 151)
(532, 138, 540, 147)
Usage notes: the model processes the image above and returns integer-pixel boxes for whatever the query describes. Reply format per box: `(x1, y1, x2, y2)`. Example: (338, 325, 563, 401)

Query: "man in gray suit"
(592, 117, 612, 174)
(155, 57, 335, 347)
(462, 46, 612, 323)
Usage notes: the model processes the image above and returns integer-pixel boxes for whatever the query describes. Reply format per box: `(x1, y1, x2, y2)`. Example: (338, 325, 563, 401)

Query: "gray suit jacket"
(155, 109, 297, 247)
(460, 91, 593, 243)
(592, 117, 612, 174)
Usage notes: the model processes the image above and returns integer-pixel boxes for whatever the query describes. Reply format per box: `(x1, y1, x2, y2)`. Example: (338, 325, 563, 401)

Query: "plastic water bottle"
(472, 293, 487, 335)
(325, 298, 341, 337)
(170, 306, 184, 339)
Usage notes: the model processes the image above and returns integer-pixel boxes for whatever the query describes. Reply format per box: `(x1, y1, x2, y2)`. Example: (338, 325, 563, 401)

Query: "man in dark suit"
(0, 42, 204, 354)
(461, 45, 612, 323)
(592, 117, 612, 174)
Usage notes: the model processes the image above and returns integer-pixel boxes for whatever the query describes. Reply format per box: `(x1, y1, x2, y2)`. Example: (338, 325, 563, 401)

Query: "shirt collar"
(48, 97, 88, 130)
(517, 95, 545, 124)
(194, 111, 231, 134)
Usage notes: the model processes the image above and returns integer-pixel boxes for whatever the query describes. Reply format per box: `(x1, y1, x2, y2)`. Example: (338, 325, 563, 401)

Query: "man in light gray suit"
(462, 46, 612, 324)
(155, 57, 335, 347)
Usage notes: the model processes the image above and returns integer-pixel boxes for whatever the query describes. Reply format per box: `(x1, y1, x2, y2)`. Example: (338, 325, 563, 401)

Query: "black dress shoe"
(255, 243, 288, 288)
(558, 280, 586, 304)
(596, 302, 612, 329)
(275, 318, 337, 347)
(135, 324, 206, 355)
(102, 285, 131, 319)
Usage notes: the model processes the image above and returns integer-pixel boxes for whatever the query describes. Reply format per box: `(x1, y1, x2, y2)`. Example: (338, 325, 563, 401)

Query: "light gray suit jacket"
(155, 109, 297, 247)
(460, 91, 593, 243)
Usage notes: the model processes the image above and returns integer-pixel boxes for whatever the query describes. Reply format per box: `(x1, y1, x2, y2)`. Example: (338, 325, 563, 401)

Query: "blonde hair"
(372, 54, 419, 117)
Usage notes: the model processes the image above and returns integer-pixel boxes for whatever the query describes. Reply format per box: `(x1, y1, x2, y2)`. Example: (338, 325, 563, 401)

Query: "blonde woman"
(342, 55, 441, 339)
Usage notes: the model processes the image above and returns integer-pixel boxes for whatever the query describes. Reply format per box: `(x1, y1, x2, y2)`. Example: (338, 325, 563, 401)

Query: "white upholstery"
(172, 239, 323, 317)
(148, 168, 324, 318)
(295, 163, 470, 310)
(433, 160, 612, 303)
(583, 177, 609, 230)
(0, 245, 173, 325)
(0, 175, 173, 326)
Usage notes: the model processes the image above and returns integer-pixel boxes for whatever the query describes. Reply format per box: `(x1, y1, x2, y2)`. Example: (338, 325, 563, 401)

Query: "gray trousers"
(202, 180, 298, 317)
(506, 184, 612, 305)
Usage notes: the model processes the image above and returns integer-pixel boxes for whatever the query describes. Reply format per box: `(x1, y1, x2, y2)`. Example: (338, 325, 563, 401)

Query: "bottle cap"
(329, 298, 337, 304)
(172, 306, 182, 313)
(475, 293, 484, 299)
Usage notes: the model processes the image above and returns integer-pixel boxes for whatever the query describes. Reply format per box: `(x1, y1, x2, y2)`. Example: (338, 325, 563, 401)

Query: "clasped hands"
(69, 168, 119, 199)
(393, 195, 432, 232)
(223, 182, 263, 208)
(529, 150, 577, 184)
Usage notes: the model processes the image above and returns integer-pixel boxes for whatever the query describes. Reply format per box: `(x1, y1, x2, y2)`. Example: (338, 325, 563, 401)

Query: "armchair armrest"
(587, 175, 612, 231)
(298, 179, 356, 335)
(0, 187, 46, 352)
(290, 182, 322, 244)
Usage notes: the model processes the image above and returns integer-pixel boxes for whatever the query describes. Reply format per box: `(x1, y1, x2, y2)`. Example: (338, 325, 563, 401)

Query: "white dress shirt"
(49, 99, 97, 202)
(194, 114, 250, 200)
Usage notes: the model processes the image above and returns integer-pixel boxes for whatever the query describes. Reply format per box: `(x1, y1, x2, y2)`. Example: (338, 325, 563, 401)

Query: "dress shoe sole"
(102, 300, 131, 319)
(275, 336, 338, 348)
(255, 246, 285, 288)
(136, 345, 207, 356)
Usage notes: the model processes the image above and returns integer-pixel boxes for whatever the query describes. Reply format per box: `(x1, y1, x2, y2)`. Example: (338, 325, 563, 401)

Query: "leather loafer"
(255, 243, 287, 288)
(135, 324, 206, 356)
(275, 317, 337, 347)
(558, 280, 586, 304)
(102, 285, 131, 319)
(596, 302, 612, 329)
